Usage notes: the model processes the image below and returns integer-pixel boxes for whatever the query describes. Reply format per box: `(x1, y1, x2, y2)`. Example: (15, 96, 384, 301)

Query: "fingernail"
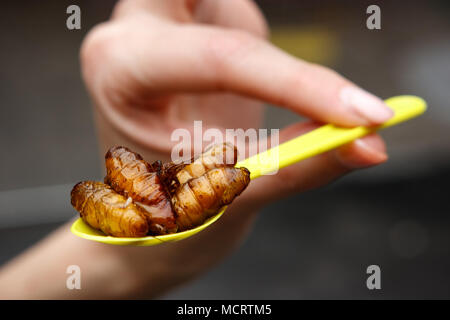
(354, 138, 388, 163)
(340, 87, 394, 124)
(335, 134, 388, 169)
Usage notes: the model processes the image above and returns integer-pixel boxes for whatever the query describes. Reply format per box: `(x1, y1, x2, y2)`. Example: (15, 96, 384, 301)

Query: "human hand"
(79, 0, 393, 297)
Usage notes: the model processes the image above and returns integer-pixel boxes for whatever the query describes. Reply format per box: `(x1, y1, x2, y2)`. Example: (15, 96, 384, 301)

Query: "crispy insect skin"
(72, 144, 250, 237)
(70, 181, 149, 237)
(172, 167, 251, 231)
(175, 143, 238, 185)
(104, 146, 177, 234)
(105, 146, 165, 205)
(161, 143, 238, 196)
(161, 143, 249, 231)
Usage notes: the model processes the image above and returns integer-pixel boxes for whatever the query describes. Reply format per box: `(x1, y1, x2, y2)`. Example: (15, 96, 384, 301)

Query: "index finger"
(95, 23, 393, 127)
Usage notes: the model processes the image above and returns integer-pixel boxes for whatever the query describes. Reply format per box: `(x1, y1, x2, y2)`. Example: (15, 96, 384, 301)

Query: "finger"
(191, 27, 393, 126)
(113, 0, 268, 40)
(335, 133, 387, 168)
(233, 122, 388, 210)
(89, 24, 393, 127)
(111, 0, 199, 22)
(194, 0, 268, 38)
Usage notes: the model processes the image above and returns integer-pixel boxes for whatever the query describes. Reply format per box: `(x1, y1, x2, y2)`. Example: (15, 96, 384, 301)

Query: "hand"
(79, 0, 392, 297)
(0, 0, 393, 299)
(82, 0, 392, 154)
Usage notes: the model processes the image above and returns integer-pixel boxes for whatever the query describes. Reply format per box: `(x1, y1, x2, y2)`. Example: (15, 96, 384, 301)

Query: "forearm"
(0, 205, 257, 299)
(0, 223, 146, 299)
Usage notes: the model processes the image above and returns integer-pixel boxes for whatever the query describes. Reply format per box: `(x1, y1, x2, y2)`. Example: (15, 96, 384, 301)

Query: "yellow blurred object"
(71, 95, 426, 246)
(238, 96, 427, 179)
(71, 208, 225, 246)
(270, 26, 340, 64)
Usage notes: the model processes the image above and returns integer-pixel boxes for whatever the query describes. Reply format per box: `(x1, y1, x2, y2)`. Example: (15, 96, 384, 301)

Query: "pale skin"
(0, 0, 393, 299)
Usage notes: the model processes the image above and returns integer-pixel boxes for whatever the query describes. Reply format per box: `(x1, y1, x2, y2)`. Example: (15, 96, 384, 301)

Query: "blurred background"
(1, 0, 449, 298)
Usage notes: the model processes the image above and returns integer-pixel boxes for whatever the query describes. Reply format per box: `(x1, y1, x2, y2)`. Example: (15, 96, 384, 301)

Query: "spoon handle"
(236, 95, 427, 180)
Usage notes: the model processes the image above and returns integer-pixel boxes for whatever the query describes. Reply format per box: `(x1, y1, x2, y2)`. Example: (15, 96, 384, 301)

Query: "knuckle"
(312, 63, 342, 81)
(278, 63, 310, 106)
(307, 62, 348, 87)
(111, 0, 131, 19)
(282, 62, 349, 108)
(204, 30, 259, 75)
(80, 23, 117, 81)
(254, 16, 269, 39)
(285, 65, 308, 90)
(228, 0, 269, 39)
(247, 8, 269, 39)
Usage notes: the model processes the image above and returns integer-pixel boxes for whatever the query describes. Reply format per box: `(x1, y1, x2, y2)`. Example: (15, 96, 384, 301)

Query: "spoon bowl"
(71, 95, 426, 246)
(71, 207, 226, 246)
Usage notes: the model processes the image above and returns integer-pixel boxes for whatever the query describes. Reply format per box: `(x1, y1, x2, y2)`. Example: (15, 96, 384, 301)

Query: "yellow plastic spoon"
(71, 95, 426, 246)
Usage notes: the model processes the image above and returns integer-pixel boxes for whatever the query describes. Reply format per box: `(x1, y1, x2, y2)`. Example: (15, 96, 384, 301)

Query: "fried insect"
(71, 181, 149, 237)
(104, 146, 177, 234)
(171, 167, 251, 231)
(71, 144, 251, 237)
(174, 143, 238, 184)
(157, 142, 250, 230)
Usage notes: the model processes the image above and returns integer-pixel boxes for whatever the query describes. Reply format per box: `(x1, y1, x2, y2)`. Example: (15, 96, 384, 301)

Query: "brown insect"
(70, 143, 250, 237)
(171, 166, 250, 231)
(104, 146, 177, 234)
(71, 181, 149, 237)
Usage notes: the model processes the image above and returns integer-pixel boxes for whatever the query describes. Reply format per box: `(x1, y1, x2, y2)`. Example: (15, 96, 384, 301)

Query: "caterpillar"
(70, 144, 250, 237)
(173, 142, 238, 185)
(104, 146, 177, 234)
(171, 166, 250, 231)
(71, 181, 149, 237)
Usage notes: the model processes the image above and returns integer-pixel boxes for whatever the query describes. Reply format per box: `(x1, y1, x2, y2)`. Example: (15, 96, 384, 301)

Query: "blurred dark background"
(1, 0, 450, 299)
